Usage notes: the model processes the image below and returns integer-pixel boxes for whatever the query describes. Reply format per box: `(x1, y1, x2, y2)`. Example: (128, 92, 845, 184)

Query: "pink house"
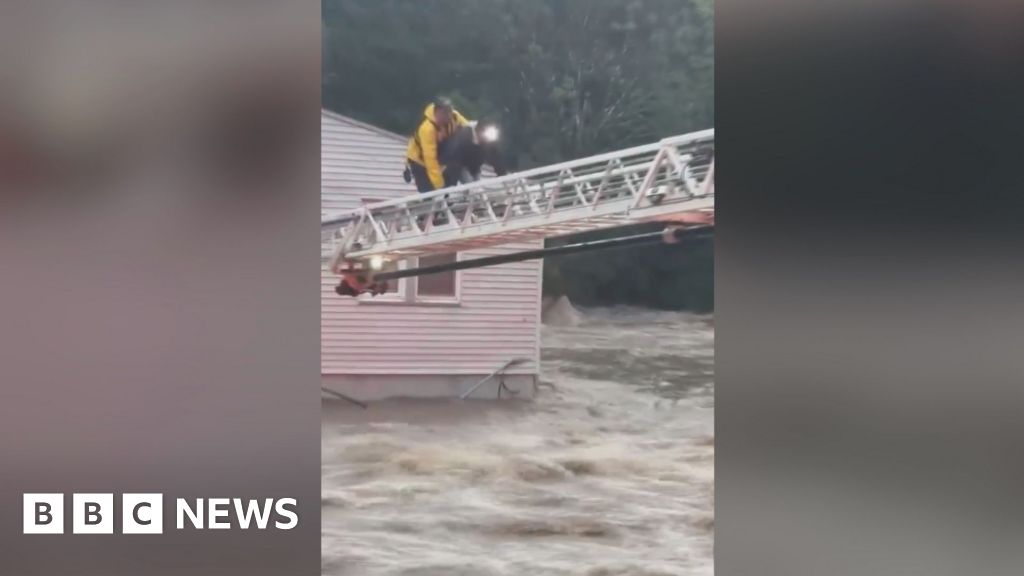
(321, 110, 542, 400)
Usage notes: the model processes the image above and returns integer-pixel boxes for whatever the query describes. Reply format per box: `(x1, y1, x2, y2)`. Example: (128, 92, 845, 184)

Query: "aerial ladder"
(322, 129, 715, 296)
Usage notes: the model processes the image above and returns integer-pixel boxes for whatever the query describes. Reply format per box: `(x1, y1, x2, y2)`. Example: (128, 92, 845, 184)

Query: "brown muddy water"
(322, 308, 714, 576)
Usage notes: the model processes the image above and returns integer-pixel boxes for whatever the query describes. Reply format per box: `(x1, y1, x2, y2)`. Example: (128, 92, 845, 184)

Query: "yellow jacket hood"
(406, 103, 470, 189)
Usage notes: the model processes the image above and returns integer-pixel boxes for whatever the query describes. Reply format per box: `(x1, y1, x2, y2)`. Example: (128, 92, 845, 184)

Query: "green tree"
(322, 0, 715, 311)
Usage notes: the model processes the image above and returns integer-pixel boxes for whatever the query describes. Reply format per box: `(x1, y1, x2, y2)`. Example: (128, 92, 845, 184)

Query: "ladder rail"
(329, 196, 713, 262)
(321, 129, 712, 225)
(322, 149, 660, 234)
(323, 129, 714, 269)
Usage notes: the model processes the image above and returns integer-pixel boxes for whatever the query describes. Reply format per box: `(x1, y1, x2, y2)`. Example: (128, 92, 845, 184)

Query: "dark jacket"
(444, 125, 507, 182)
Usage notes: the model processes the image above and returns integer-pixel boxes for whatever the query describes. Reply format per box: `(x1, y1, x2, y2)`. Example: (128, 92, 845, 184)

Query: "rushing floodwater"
(322, 307, 714, 576)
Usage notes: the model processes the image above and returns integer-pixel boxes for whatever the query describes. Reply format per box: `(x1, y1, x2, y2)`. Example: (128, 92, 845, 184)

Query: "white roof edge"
(321, 109, 408, 144)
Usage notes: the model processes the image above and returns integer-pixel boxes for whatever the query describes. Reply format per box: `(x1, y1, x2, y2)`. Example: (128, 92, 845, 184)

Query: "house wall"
(321, 111, 542, 384)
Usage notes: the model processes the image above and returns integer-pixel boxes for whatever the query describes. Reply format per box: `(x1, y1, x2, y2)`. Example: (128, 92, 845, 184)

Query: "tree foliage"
(323, 0, 714, 310)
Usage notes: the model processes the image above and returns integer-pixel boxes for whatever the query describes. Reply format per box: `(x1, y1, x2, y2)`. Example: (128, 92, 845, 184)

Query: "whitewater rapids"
(322, 307, 714, 576)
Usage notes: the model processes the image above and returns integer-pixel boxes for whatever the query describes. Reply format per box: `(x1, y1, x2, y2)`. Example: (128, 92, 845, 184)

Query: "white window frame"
(357, 253, 461, 307)
(412, 252, 462, 305)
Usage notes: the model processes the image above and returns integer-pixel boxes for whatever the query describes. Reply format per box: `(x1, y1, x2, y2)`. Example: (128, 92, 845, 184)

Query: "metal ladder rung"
(324, 130, 714, 267)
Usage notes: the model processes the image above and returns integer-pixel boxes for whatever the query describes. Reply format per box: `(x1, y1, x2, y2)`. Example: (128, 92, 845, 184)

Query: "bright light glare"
(369, 255, 385, 270)
(481, 126, 500, 142)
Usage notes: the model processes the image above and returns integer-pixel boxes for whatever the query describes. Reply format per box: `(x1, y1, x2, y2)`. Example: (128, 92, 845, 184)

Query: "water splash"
(323, 307, 714, 576)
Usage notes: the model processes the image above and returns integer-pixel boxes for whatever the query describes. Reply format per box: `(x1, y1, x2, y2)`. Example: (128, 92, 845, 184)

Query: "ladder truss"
(323, 129, 714, 273)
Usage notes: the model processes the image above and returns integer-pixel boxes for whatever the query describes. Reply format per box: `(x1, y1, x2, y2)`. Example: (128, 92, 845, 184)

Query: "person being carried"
(442, 120, 508, 185)
(404, 97, 470, 193)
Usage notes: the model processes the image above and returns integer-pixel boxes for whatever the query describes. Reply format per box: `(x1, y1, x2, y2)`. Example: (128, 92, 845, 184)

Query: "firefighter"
(404, 97, 470, 193)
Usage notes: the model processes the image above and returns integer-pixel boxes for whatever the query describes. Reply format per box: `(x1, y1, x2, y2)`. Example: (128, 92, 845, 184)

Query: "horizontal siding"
(320, 114, 414, 212)
(321, 111, 541, 376)
(320, 252, 541, 374)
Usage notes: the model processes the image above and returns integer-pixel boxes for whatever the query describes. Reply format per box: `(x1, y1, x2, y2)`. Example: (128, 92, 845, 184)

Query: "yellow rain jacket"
(406, 103, 469, 189)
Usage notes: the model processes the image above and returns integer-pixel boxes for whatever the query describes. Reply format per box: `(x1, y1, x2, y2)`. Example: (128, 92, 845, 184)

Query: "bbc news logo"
(23, 494, 298, 534)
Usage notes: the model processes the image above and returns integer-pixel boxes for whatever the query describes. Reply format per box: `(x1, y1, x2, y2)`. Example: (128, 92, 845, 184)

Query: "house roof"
(321, 109, 416, 217)
(321, 109, 407, 144)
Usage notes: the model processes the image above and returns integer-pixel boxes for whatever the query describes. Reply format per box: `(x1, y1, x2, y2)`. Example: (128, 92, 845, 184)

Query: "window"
(356, 254, 459, 304)
(375, 274, 403, 296)
(415, 253, 458, 299)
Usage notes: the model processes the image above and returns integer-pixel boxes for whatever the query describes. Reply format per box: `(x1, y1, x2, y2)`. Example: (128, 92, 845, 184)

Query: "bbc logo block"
(122, 494, 162, 534)
(72, 493, 114, 534)
(23, 494, 64, 534)
(23, 493, 165, 534)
